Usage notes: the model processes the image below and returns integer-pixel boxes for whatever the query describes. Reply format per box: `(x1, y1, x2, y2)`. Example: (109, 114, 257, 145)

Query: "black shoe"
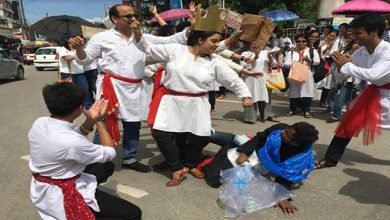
(122, 161, 152, 173)
(326, 117, 339, 123)
(152, 161, 170, 172)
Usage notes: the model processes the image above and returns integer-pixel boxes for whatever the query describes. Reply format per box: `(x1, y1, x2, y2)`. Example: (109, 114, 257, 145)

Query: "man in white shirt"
(70, 4, 188, 173)
(29, 83, 141, 219)
(315, 13, 390, 169)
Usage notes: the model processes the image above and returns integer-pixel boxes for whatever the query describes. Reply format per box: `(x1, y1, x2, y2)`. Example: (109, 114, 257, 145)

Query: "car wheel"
(35, 67, 44, 71)
(15, 67, 24, 80)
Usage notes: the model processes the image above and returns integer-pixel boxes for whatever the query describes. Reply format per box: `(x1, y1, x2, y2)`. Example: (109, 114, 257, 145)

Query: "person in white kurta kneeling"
(29, 83, 141, 220)
(284, 34, 320, 118)
(240, 41, 274, 123)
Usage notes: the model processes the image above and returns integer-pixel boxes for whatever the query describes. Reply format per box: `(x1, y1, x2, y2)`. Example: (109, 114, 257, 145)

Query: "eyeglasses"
(296, 40, 307, 43)
(117, 13, 137, 20)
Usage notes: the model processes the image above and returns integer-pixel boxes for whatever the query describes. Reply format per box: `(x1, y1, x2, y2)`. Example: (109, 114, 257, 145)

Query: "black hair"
(109, 4, 122, 23)
(294, 33, 308, 42)
(349, 13, 385, 37)
(42, 83, 86, 117)
(157, 25, 176, 37)
(327, 29, 339, 36)
(187, 30, 220, 46)
(176, 20, 191, 32)
(339, 23, 349, 29)
(308, 30, 320, 49)
(290, 122, 319, 146)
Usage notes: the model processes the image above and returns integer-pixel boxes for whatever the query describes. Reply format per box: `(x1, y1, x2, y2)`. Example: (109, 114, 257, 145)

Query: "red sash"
(335, 83, 390, 145)
(101, 72, 142, 145)
(32, 173, 95, 220)
(147, 66, 207, 127)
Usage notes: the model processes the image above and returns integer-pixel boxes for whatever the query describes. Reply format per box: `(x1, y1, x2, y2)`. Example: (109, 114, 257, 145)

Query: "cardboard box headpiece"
(240, 14, 276, 47)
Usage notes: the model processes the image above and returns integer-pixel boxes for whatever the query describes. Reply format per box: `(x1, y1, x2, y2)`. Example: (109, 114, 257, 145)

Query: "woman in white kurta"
(284, 34, 320, 118)
(317, 30, 339, 107)
(240, 41, 273, 123)
(139, 30, 252, 186)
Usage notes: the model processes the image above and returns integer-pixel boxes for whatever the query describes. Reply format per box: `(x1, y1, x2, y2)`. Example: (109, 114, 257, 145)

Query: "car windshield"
(35, 49, 56, 55)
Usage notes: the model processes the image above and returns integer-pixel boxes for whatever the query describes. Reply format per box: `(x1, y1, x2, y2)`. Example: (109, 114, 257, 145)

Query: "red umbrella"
(150, 9, 190, 22)
(332, 0, 390, 15)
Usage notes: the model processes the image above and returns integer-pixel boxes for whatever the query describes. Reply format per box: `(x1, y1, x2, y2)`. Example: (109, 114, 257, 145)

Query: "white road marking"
(216, 99, 241, 104)
(21, 155, 30, 161)
(101, 181, 149, 198)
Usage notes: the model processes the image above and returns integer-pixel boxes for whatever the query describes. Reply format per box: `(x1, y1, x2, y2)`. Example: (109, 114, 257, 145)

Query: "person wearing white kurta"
(138, 30, 252, 186)
(74, 4, 188, 172)
(240, 48, 272, 123)
(29, 83, 141, 220)
(315, 13, 390, 168)
(284, 35, 320, 118)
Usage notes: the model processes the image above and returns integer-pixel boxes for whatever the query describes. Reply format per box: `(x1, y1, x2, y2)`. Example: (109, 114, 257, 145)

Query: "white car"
(33, 46, 61, 71)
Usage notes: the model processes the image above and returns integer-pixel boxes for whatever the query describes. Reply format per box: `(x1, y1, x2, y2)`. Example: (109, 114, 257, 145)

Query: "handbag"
(56, 60, 73, 83)
(287, 51, 309, 84)
(309, 48, 331, 83)
(266, 65, 286, 90)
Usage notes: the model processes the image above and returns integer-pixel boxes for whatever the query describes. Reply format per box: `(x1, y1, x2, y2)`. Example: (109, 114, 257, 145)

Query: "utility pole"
(18, 0, 27, 39)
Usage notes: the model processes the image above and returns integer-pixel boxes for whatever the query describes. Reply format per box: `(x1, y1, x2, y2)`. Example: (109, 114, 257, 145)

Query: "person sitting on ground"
(28, 83, 141, 220)
(202, 122, 319, 215)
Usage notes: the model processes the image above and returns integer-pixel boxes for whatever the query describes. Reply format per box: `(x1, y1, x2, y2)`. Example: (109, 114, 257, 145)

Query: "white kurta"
(284, 48, 320, 98)
(78, 29, 187, 122)
(240, 50, 270, 103)
(58, 47, 84, 74)
(28, 117, 116, 220)
(139, 42, 251, 136)
(340, 40, 390, 129)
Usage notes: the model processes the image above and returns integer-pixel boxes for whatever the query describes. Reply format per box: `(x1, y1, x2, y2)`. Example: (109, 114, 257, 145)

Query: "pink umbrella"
(332, 0, 390, 15)
(150, 9, 190, 22)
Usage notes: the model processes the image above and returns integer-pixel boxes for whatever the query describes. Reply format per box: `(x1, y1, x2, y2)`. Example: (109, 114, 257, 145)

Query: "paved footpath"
(1, 66, 389, 219)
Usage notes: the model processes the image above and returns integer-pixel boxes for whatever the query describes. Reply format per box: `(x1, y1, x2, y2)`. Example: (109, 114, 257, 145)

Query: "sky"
(23, 0, 125, 25)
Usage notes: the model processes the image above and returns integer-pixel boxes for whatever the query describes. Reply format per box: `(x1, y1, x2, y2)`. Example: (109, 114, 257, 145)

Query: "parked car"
(33, 46, 61, 71)
(23, 47, 39, 65)
(0, 49, 24, 80)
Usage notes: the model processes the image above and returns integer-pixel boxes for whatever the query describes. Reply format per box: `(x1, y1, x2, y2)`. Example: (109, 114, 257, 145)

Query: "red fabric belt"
(335, 83, 390, 145)
(32, 173, 95, 220)
(101, 72, 142, 145)
(147, 66, 208, 127)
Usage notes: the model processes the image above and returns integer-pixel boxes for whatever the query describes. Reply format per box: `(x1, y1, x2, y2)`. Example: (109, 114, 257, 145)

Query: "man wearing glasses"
(70, 4, 189, 173)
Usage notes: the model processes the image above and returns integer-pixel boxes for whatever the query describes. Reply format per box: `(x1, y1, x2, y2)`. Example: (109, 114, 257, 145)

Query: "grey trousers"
(243, 101, 266, 123)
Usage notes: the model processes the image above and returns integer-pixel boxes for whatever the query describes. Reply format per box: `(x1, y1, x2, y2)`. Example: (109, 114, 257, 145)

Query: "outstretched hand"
(83, 99, 109, 122)
(189, 1, 196, 15)
(242, 97, 253, 108)
(274, 199, 298, 215)
(149, 4, 157, 15)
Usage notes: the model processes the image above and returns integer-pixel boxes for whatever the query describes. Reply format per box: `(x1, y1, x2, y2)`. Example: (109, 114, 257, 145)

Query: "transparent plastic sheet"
(218, 164, 294, 218)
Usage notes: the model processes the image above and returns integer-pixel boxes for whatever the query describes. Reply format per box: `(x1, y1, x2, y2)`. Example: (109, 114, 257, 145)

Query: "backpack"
(309, 48, 331, 83)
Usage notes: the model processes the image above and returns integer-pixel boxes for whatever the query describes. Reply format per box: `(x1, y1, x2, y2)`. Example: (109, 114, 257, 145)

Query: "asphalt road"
(0, 66, 389, 219)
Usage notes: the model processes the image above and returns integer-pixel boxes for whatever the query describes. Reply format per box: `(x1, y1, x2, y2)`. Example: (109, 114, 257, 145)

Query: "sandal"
(304, 112, 312, 118)
(285, 111, 296, 116)
(314, 159, 336, 170)
(266, 117, 280, 122)
(189, 168, 205, 179)
(166, 167, 189, 187)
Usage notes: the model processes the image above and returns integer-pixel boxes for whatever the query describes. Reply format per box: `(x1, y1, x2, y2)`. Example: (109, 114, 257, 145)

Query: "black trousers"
(324, 136, 351, 165)
(153, 129, 210, 171)
(208, 91, 216, 110)
(290, 97, 312, 113)
(84, 162, 142, 220)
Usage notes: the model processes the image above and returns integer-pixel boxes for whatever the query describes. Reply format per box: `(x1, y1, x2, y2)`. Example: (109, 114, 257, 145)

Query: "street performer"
(315, 13, 390, 169)
(70, 4, 189, 173)
(136, 4, 252, 186)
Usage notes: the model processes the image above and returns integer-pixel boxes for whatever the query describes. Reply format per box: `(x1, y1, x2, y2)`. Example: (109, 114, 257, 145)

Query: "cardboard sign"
(240, 14, 276, 47)
(226, 10, 243, 29)
(81, 26, 107, 40)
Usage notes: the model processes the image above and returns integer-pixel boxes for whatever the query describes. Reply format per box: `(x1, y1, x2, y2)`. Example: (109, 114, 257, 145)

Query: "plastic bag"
(218, 165, 293, 218)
